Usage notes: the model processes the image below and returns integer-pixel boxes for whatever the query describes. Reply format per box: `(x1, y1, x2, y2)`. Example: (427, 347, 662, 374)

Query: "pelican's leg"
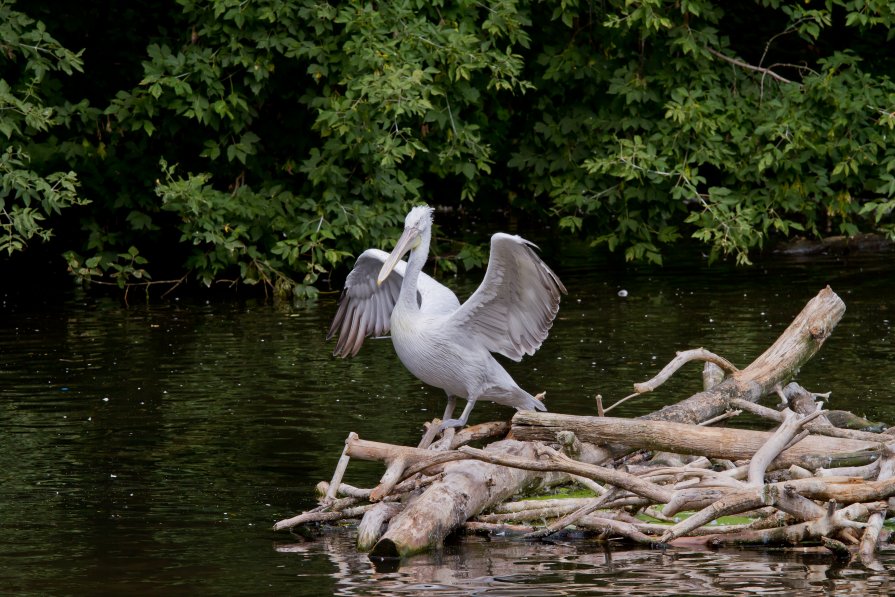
(439, 398, 476, 431)
(441, 394, 457, 423)
(418, 394, 458, 449)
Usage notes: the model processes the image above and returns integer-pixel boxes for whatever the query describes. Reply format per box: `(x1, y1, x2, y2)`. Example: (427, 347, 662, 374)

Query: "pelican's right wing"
(326, 249, 459, 358)
(327, 249, 400, 358)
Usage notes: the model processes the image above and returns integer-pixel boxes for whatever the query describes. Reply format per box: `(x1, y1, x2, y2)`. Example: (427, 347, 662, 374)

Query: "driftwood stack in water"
(275, 287, 895, 568)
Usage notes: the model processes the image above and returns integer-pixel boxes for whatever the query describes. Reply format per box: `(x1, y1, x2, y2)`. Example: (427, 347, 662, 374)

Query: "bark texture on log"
(357, 502, 404, 552)
(642, 286, 845, 425)
(369, 439, 561, 558)
(511, 412, 876, 470)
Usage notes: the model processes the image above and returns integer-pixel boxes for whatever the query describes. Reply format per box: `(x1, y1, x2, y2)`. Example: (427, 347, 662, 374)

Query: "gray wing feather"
(327, 248, 460, 358)
(449, 233, 566, 361)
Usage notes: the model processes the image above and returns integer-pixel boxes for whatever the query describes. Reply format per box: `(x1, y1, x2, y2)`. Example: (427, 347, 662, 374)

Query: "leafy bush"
(512, 0, 895, 264)
(68, 0, 532, 297)
(0, 2, 89, 255)
(4, 0, 895, 297)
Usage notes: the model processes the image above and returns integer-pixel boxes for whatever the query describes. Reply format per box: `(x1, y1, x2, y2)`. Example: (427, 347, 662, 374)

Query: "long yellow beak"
(377, 226, 419, 286)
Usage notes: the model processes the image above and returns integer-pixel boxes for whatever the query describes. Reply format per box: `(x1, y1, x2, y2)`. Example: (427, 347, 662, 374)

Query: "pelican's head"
(402, 205, 434, 231)
(377, 205, 434, 285)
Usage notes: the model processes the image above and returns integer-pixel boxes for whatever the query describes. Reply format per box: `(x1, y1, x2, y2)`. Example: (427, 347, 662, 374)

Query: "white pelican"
(327, 205, 566, 430)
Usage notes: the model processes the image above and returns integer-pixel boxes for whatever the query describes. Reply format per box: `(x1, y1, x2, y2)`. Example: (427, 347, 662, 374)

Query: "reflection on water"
(1, 252, 894, 594)
(276, 527, 895, 596)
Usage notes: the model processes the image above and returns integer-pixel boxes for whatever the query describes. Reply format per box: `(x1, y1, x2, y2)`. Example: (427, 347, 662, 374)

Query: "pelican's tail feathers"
(484, 385, 548, 413)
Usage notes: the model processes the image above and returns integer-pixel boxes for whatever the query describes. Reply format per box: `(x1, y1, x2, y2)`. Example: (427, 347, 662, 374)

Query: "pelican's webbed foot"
(438, 398, 476, 432)
(438, 417, 466, 432)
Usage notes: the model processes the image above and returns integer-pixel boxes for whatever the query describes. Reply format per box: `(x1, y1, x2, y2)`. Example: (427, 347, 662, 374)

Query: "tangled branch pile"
(275, 287, 895, 568)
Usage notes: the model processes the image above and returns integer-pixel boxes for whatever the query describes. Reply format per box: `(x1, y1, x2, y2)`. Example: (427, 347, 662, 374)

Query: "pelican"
(327, 205, 566, 430)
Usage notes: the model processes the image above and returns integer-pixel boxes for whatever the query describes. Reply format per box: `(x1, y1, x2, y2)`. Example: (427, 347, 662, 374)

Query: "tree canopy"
(3, 0, 895, 299)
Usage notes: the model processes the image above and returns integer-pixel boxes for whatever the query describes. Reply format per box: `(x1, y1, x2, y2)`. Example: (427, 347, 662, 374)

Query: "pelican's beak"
(377, 226, 419, 286)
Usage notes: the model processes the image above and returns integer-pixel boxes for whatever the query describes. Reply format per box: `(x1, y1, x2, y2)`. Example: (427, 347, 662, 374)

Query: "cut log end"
(369, 538, 401, 560)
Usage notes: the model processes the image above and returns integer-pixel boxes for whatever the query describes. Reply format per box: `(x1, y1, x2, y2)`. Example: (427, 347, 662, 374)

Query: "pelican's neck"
(398, 227, 430, 312)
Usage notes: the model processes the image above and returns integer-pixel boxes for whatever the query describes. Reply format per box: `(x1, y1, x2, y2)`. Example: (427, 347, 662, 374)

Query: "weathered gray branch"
(511, 412, 877, 471)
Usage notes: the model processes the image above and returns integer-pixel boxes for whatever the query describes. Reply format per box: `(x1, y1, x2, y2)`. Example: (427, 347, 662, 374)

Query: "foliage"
(79, 0, 531, 297)
(513, 0, 895, 264)
(4, 0, 895, 297)
(64, 245, 150, 290)
(0, 1, 89, 255)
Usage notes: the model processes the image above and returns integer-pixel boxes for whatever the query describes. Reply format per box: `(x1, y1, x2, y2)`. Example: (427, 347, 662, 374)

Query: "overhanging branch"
(705, 46, 796, 85)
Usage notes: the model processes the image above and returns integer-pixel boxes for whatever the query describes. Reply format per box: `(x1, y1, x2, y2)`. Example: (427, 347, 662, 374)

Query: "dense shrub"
(3, 0, 895, 298)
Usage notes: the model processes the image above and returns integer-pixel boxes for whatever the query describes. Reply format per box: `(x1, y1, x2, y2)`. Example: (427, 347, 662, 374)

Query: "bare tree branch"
(705, 46, 795, 85)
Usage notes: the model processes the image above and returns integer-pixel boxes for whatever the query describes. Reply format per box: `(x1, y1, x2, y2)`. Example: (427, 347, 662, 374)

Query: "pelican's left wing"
(449, 233, 566, 361)
(327, 249, 460, 358)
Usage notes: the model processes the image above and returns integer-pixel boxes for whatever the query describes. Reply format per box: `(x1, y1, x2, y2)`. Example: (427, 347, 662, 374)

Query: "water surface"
(2, 252, 894, 594)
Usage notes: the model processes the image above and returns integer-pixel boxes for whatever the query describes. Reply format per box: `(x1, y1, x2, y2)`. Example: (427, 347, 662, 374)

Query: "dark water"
(2, 252, 895, 595)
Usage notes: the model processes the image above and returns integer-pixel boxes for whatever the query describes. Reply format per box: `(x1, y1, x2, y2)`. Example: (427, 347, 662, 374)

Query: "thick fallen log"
(641, 285, 845, 424)
(357, 502, 404, 550)
(368, 439, 565, 558)
(510, 412, 879, 470)
(515, 287, 848, 467)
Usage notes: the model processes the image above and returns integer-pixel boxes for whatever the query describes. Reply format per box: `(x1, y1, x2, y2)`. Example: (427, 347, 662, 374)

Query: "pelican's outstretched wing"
(327, 249, 460, 358)
(449, 233, 566, 361)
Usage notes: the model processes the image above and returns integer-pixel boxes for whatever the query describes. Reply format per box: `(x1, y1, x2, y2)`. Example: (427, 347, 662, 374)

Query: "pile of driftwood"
(275, 287, 895, 568)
